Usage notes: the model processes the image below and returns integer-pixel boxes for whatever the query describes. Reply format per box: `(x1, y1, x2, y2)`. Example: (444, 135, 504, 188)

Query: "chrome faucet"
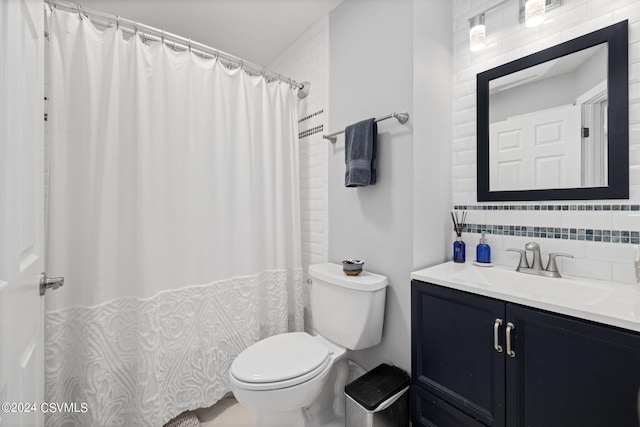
(525, 242, 544, 272)
(507, 242, 573, 278)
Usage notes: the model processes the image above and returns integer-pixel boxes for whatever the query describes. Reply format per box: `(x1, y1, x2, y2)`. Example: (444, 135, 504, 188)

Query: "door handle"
(493, 318, 503, 353)
(39, 272, 64, 296)
(506, 322, 515, 358)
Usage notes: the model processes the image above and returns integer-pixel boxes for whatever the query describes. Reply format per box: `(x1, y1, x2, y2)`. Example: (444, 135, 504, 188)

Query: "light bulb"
(525, 0, 546, 28)
(469, 14, 486, 52)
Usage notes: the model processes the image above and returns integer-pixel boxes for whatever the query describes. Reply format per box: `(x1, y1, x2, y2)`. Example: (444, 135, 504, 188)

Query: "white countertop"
(411, 261, 640, 333)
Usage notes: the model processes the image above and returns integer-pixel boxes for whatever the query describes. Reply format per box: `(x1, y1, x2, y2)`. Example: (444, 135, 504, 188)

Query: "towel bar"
(322, 112, 409, 143)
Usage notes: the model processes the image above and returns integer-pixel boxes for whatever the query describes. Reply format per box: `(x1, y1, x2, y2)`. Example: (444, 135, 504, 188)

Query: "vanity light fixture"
(469, 14, 486, 52)
(469, 0, 562, 52)
(524, 0, 545, 27)
(519, 0, 562, 25)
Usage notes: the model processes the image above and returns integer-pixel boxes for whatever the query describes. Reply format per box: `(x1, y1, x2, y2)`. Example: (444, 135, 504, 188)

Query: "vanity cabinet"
(411, 279, 640, 427)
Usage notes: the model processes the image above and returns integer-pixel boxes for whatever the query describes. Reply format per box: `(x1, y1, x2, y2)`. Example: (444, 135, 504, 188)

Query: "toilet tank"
(309, 263, 388, 350)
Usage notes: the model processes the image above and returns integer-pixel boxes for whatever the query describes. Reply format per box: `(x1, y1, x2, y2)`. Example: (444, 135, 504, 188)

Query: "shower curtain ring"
(161, 30, 165, 44)
(116, 15, 120, 31)
(77, 4, 82, 18)
(188, 38, 192, 52)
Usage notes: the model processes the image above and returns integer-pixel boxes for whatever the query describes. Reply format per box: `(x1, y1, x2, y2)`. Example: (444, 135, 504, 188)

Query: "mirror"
(489, 44, 608, 191)
(477, 20, 628, 201)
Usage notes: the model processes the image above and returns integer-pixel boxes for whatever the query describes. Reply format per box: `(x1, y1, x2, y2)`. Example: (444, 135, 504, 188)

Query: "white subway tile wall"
(452, 0, 640, 285)
(268, 17, 329, 329)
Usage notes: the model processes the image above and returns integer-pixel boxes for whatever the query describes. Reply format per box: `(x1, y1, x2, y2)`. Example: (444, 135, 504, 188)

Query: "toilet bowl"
(230, 263, 388, 427)
(230, 333, 345, 415)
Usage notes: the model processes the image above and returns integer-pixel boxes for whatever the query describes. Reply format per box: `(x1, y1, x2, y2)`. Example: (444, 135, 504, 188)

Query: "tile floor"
(194, 395, 347, 427)
(195, 396, 252, 427)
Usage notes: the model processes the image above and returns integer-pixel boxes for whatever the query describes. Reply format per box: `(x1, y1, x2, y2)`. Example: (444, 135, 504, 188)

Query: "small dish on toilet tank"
(342, 259, 364, 276)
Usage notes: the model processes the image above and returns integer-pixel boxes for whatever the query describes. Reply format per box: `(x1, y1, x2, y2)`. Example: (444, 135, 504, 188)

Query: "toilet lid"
(231, 332, 330, 384)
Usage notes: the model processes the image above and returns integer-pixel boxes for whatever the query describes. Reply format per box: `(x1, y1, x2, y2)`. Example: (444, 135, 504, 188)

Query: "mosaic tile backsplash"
(455, 204, 640, 244)
(455, 204, 640, 212)
(463, 224, 639, 244)
(451, 204, 640, 285)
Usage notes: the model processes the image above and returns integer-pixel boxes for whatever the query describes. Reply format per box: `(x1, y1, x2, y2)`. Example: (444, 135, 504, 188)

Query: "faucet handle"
(546, 253, 574, 273)
(507, 248, 530, 270)
(525, 242, 540, 251)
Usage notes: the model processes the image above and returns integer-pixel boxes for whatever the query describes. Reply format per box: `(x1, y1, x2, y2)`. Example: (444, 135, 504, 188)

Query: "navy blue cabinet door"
(411, 280, 506, 427)
(412, 386, 487, 427)
(505, 304, 640, 427)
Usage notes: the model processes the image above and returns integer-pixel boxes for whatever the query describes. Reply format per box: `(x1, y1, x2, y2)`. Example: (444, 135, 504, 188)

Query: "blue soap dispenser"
(476, 231, 491, 264)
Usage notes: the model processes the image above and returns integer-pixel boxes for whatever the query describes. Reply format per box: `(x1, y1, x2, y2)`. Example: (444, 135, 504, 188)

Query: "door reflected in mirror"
(489, 44, 608, 192)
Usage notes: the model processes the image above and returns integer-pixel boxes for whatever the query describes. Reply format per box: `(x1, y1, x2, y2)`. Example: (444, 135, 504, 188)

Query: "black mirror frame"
(477, 20, 628, 202)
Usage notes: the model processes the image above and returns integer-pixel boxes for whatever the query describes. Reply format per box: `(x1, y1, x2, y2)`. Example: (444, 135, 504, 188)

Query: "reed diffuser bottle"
(451, 211, 466, 263)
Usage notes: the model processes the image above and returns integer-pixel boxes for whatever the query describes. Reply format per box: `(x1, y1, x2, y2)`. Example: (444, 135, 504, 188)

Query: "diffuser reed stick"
(451, 211, 466, 237)
(451, 210, 467, 263)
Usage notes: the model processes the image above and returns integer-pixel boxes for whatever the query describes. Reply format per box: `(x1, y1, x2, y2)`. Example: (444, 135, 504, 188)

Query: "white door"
(490, 104, 581, 191)
(577, 81, 608, 187)
(0, 1, 45, 426)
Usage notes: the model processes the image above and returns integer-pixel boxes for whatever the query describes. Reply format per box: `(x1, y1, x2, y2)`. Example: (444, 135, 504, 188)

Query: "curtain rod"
(44, 0, 310, 99)
(322, 112, 410, 143)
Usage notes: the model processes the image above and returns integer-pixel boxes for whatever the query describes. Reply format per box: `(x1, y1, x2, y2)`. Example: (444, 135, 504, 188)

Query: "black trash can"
(344, 363, 410, 427)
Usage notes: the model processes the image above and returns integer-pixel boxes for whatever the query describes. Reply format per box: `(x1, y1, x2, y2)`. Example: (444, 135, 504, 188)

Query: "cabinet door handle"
(506, 322, 515, 358)
(493, 318, 503, 353)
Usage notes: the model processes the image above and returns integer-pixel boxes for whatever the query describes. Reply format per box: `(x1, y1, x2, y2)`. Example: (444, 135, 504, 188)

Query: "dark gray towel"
(345, 118, 377, 187)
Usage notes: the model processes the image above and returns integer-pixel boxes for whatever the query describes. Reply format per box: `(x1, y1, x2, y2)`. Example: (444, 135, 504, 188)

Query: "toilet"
(230, 263, 388, 427)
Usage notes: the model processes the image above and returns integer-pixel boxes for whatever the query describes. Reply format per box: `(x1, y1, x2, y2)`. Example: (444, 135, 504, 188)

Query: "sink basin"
(450, 265, 613, 307)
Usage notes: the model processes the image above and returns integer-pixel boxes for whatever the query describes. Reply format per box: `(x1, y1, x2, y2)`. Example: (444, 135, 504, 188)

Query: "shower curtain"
(45, 8, 303, 427)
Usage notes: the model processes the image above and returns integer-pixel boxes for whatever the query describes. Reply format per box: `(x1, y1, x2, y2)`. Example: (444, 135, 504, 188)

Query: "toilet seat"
(230, 332, 331, 391)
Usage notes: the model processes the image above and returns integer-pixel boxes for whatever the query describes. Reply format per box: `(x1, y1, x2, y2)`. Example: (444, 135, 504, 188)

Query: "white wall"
(414, 0, 454, 271)
(328, 0, 452, 373)
(268, 18, 330, 332)
(452, 0, 640, 285)
(490, 45, 607, 122)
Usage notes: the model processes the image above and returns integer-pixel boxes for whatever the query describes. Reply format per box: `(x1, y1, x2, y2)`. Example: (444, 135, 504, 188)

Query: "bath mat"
(164, 410, 200, 427)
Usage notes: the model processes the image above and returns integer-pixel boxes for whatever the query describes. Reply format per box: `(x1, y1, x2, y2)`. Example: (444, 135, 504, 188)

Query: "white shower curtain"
(45, 8, 303, 427)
